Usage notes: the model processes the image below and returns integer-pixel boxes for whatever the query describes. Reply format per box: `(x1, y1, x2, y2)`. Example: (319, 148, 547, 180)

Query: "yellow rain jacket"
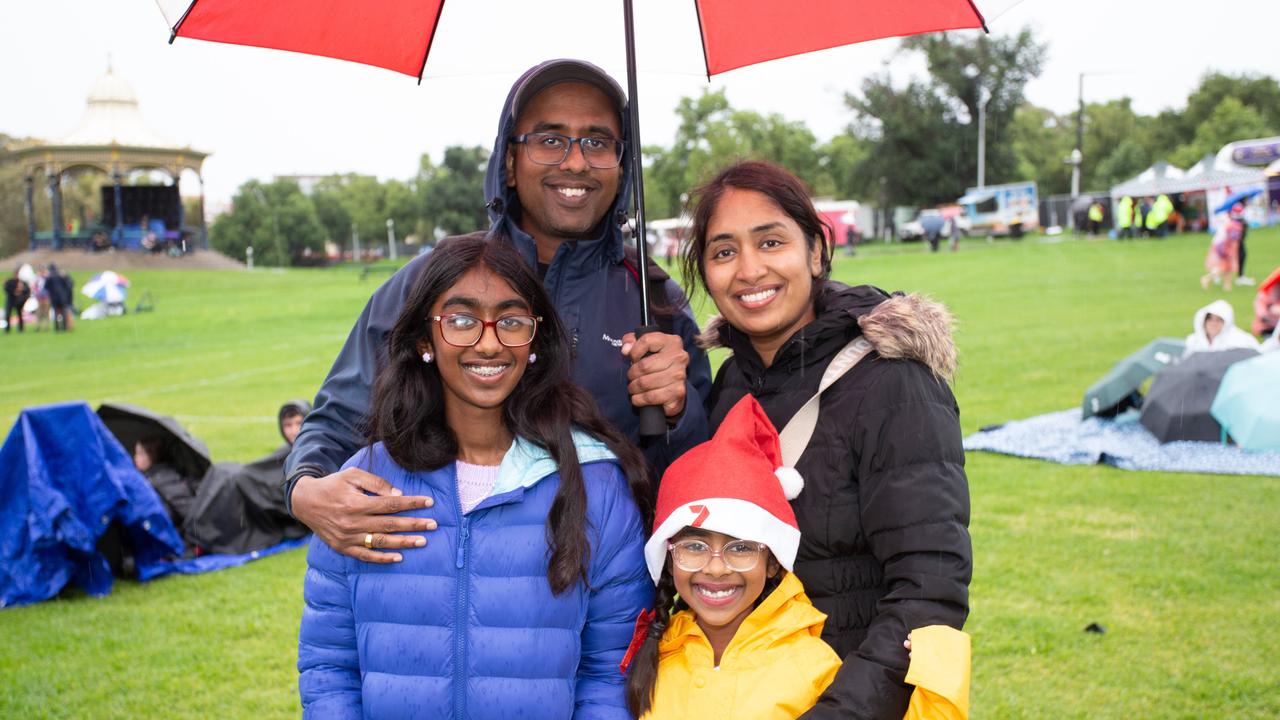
(904, 625, 972, 720)
(643, 572, 841, 720)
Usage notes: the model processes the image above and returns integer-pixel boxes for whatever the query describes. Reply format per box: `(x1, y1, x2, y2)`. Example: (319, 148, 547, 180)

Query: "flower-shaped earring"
(421, 351, 433, 363)
(528, 353, 538, 364)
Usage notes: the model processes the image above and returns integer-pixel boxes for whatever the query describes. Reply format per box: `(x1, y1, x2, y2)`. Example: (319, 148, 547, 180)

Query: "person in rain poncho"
(1201, 204, 1245, 292)
(1116, 196, 1134, 239)
(1183, 299, 1260, 357)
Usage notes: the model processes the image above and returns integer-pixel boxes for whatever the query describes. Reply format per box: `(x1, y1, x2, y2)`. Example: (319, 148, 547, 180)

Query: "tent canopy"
(1111, 157, 1265, 198)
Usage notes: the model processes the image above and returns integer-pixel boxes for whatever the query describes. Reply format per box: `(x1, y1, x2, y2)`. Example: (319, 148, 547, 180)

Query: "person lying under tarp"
(132, 436, 200, 529)
(182, 401, 311, 556)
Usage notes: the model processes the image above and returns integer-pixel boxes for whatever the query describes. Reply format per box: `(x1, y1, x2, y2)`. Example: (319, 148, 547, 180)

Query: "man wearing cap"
(286, 59, 713, 562)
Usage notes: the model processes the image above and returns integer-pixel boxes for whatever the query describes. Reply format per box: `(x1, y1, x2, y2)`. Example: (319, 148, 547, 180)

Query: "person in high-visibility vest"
(1087, 201, 1105, 236)
(1116, 196, 1134, 239)
(1146, 194, 1174, 237)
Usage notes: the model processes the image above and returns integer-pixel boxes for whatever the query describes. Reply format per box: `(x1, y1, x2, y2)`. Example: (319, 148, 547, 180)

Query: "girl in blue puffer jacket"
(298, 234, 653, 719)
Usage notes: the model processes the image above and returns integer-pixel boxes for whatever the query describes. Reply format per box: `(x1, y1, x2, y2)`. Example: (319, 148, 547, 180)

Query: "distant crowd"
(3, 264, 75, 334)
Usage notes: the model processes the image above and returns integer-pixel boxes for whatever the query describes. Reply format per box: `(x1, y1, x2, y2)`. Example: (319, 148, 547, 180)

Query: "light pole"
(1070, 72, 1085, 204)
(964, 65, 990, 189)
(385, 218, 398, 261)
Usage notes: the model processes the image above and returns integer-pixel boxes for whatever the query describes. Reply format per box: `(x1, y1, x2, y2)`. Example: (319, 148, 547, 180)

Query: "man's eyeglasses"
(667, 538, 768, 573)
(510, 132, 625, 169)
(431, 313, 541, 348)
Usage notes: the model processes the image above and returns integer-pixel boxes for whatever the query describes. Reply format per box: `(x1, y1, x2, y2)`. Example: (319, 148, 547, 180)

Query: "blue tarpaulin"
(0, 402, 183, 608)
(1, 402, 310, 609)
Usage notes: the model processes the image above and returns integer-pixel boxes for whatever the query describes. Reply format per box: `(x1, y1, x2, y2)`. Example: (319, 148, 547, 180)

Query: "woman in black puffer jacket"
(681, 161, 971, 719)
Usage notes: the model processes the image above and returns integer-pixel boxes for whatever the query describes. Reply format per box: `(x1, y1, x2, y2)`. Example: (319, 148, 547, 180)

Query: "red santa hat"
(643, 395, 804, 582)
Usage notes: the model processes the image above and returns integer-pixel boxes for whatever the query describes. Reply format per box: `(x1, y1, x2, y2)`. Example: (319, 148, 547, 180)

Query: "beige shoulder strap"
(778, 337, 874, 467)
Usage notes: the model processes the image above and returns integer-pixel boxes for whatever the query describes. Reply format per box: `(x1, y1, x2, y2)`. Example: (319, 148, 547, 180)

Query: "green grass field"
(2, 230, 1278, 718)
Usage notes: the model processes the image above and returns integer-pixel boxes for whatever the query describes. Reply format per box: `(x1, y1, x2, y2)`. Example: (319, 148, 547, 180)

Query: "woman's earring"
(421, 351, 433, 363)
(528, 353, 538, 364)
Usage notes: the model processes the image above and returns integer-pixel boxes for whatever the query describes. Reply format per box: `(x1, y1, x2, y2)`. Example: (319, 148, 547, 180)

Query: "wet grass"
(1, 228, 1278, 717)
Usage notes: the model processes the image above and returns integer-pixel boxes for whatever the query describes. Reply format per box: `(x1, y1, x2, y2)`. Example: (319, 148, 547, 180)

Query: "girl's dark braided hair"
(625, 563, 683, 718)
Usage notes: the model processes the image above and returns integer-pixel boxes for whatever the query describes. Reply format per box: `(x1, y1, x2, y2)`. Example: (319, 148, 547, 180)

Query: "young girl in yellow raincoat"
(622, 395, 971, 720)
(622, 396, 839, 719)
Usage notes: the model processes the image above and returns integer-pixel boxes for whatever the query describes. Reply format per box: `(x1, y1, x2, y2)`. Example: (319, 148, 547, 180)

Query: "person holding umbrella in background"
(286, 60, 712, 563)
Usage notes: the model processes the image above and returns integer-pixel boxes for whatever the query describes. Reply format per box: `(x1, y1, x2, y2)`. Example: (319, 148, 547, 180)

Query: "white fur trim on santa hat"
(643, 497, 801, 583)
(775, 466, 804, 500)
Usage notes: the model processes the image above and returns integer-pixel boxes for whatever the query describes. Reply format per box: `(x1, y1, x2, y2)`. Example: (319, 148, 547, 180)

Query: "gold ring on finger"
(363, 533, 375, 549)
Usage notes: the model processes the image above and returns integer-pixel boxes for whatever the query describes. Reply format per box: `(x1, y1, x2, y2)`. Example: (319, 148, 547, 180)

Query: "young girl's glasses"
(432, 313, 541, 347)
(668, 538, 768, 573)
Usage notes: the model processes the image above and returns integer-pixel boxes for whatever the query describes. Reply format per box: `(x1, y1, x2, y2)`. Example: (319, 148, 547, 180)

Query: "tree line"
(4, 27, 1276, 263)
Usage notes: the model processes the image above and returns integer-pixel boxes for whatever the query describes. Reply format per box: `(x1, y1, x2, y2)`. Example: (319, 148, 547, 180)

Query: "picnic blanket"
(964, 408, 1280, 477)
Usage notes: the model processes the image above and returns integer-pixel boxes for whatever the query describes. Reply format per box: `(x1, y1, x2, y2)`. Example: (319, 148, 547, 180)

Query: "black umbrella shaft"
(622, 0, 652, 327)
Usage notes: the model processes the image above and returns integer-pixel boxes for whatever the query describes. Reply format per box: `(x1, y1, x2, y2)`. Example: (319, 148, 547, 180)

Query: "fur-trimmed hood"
(699, 282, 957, 381)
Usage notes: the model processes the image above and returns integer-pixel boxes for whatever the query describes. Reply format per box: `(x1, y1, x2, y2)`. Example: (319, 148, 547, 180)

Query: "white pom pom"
(775, 466, 804, 500)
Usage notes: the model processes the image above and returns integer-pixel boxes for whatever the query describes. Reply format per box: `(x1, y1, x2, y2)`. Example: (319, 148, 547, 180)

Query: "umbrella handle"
(634, 324, 669, 438)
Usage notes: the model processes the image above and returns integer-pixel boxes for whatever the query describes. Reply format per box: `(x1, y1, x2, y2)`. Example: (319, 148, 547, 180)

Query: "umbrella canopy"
(920, 214, 947, 235)
(1082, 338, 1185, 418)
(1211, 353, 1280, 451)
(97, 402, 212, 480)
(161, 1, 987, 80)
(82, 271, 130, 304)
(1260, 266, 1280, 296)
(1139, 349, 1259, 443)
(1213, 187, 1263, 214)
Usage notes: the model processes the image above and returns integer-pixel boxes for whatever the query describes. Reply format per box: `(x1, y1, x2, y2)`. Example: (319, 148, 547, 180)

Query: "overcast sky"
(2, 0, 1277, 211)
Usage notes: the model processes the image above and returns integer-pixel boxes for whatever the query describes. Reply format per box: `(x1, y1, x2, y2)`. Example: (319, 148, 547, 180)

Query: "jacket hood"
(659, 572, 826, 659)
(700, 281, 958, 381)
(1193, 299, 1236, 333)
(278, 399, 312, 442)
(490, 429, 618, 497)
(483, 59, 634, 269)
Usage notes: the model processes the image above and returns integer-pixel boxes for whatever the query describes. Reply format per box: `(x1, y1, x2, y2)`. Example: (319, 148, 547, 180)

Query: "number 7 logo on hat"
(687, 504, 709, 528)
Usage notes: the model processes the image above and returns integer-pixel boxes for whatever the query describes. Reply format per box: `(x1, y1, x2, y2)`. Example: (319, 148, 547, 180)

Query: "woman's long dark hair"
(681, 160, 833, 304)
(625, 548, 783, 716)
(365, 233, 651, 594)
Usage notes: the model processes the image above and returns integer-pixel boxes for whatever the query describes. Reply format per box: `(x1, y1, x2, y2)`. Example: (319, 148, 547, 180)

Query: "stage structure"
(5, 65, 209, 251)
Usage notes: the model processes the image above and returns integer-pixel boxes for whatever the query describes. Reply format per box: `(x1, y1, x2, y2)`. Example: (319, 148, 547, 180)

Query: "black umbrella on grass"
(1138, 349, 1259, 443)
(97, 402, 212, 480)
